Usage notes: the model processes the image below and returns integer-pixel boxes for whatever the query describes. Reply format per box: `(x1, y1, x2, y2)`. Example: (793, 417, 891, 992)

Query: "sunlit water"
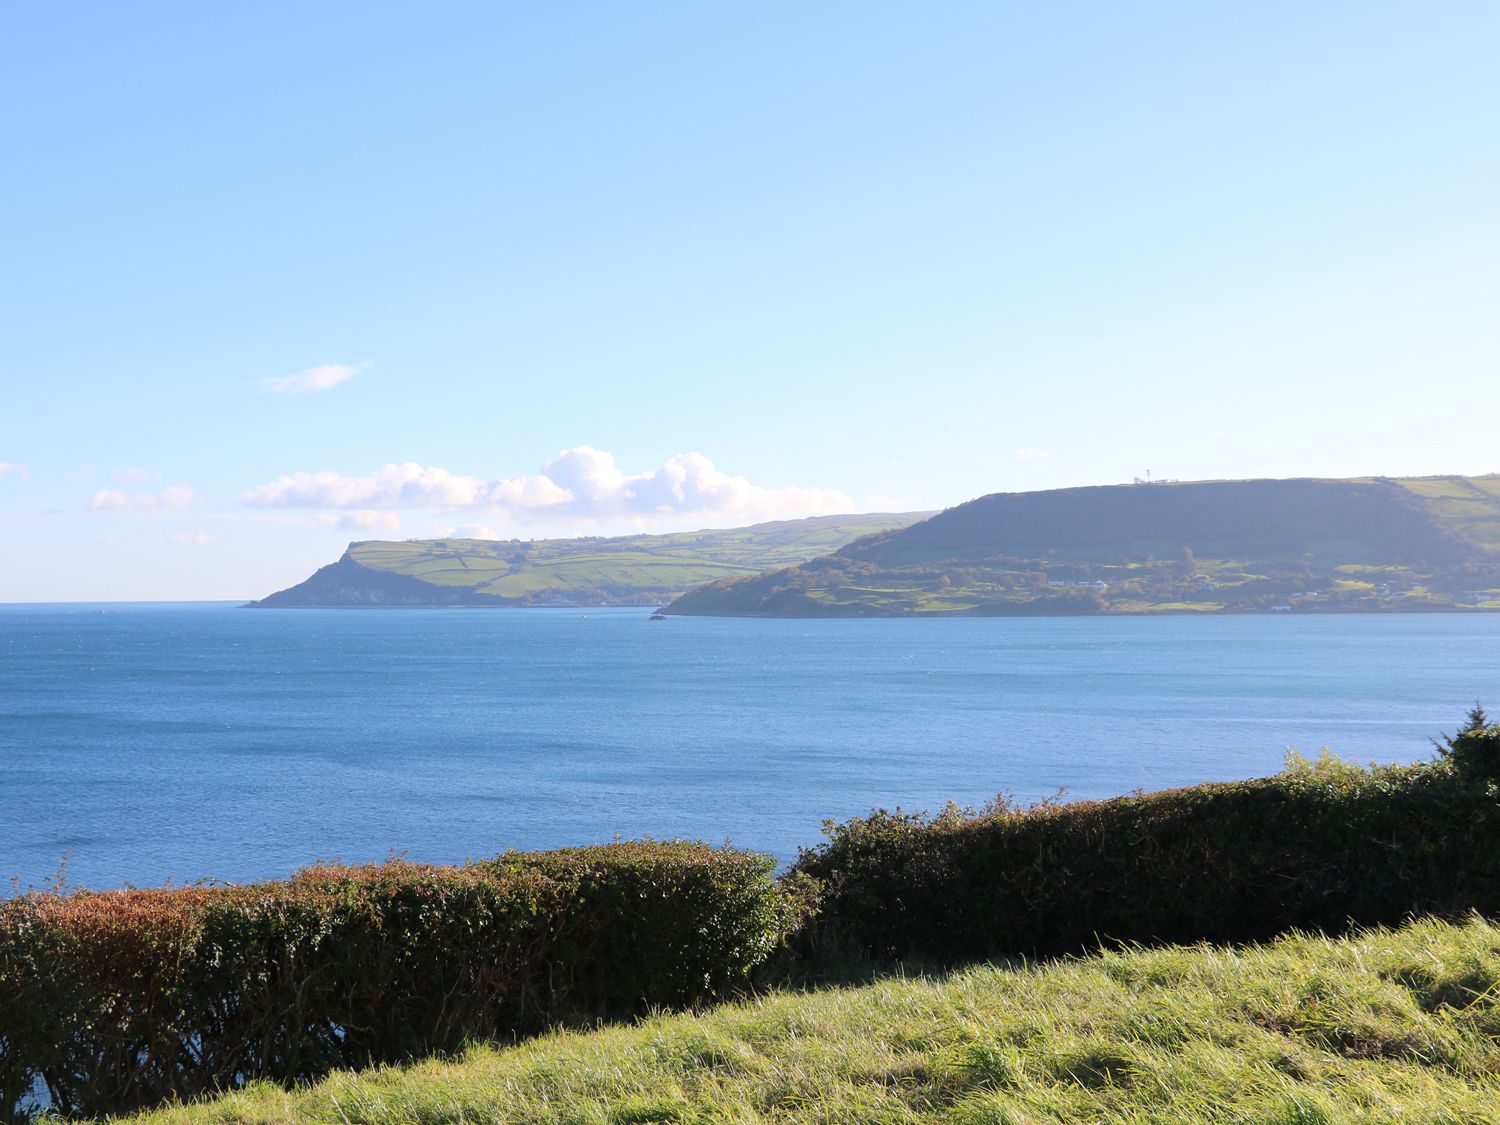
(3, 603, 1499, 892)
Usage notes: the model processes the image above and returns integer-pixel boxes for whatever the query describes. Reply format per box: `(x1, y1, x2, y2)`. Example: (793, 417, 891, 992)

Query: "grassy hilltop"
(249, 512, 926, 608)
(668, 475, 1500, 617)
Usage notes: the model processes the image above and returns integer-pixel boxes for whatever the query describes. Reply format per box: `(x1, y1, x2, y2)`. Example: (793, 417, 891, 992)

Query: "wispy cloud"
(257, 362, 364, 395)
(90, 484, 194, 512)
(164, 531, 219, 545)
(244, 447, 854, 525)
(0, 461, 29, 481)
(248, 463, 497, 509)
(1015, 447, 1053, 463)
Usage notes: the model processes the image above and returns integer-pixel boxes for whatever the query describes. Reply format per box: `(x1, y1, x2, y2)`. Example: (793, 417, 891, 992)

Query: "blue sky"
(2, 1, 1498, 600)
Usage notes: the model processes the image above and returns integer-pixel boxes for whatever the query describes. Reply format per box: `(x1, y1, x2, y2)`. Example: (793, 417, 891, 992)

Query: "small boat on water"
(649, 609, 667, 620)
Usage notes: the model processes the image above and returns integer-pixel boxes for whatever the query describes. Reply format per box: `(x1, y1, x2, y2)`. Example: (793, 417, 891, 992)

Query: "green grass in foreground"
(117, 915, 1500, 1125)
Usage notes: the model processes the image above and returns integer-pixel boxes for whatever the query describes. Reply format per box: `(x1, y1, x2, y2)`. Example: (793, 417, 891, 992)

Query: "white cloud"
(244, 447, 854, 525)
(448, 523, 505, 540)
(244, 463, 492, 508)
(1015, 447, 1053, 463)
(338, 510, 401, 534)
(165, 531, 219, 545)
(0, 462, 29, 481)
(90, 484, 194, 512)
(257, 362, 364, 395)
(111, 467, 158, 485)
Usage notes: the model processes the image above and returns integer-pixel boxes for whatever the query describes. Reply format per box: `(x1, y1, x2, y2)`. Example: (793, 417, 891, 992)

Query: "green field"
(117, 915, 1500, 1124)
(1392, 475, 1500, 552)
(254, 513, 928, 607)
(256, 476, 1500, 614)
(670, 476, 1500, 618)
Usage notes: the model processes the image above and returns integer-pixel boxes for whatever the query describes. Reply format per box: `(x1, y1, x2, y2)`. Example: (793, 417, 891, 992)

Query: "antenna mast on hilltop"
(1130, 468, 1179, 486)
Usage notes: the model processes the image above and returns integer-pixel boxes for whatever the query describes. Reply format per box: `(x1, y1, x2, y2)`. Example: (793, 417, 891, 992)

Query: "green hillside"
(668, 476, 1500, 618)
(249, 512, 927, 607)
(115, 915, 1500, 1125)
(1389, 474, 1500, 552)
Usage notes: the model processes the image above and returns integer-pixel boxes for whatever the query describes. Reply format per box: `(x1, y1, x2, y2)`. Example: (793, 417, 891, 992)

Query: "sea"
(3, 603, 1499, 894)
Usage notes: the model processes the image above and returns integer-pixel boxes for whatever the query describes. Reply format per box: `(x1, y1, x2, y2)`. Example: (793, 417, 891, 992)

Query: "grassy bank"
(117, 915, 1500, 1124)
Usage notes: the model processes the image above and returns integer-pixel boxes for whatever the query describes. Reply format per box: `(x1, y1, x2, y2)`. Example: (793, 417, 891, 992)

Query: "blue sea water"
(3, 603, 1499, 893)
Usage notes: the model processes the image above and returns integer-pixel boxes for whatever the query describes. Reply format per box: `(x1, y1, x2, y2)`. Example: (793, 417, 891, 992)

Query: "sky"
(2, 1, 1498, 600)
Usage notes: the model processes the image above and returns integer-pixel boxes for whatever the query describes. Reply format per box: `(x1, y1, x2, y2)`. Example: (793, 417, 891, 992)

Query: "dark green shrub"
(792, 751, 1500, 964)
(483, 842, 796, 1009)
(0, 843, 791, 1121)
(1437, 704, 1500, 780)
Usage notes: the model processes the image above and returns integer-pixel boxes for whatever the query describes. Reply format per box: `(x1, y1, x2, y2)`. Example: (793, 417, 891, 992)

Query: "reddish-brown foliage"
(0, 845, 792, 1121)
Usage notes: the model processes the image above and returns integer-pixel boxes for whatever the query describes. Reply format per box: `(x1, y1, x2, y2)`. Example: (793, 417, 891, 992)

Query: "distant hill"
(666, 476, 1500, 618)
(247, 512, 929, 608)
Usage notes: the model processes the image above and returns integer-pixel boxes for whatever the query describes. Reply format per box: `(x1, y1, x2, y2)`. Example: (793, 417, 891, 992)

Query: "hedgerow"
(7, 720, 1500, 1120)
(791, 722, 1500, 964)
(0, 842, 793, 1121)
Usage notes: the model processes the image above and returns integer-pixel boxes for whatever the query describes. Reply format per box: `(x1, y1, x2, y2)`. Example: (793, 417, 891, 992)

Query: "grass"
(110, 915, 1500, 1124)
(336, 514, 926, 602)
(669, 475, 1500, 619)
(478, 555, 764, 598)
(1394, 476, 1500, 552)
